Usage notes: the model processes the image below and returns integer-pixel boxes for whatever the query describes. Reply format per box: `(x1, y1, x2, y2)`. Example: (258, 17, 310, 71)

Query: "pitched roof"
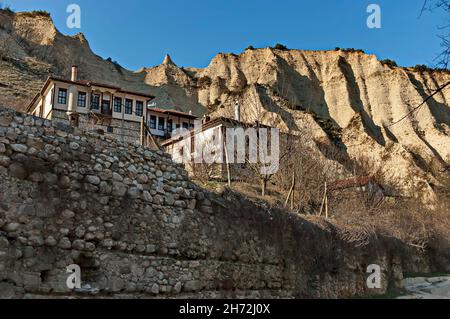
(148, 107, 197, 119)
(27, 76, 155, 111)
(161, 116, 272, 147)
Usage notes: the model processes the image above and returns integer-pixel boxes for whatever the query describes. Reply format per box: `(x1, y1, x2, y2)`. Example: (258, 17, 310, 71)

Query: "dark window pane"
(125, 99, 133, 114)
(114, 97, 122, 113)
(149, 115, 157, 129)
(101, 100, 111, 115)
(77, 92, 86, 107)
(136, 101, 143, 117)
(182, 122, 189, 129)
(158, 117, 165, 130)
(58, 88, 67, 104)
(91, 94, 100, 109)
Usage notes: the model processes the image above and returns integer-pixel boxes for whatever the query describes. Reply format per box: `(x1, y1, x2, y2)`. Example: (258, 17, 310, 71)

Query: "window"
(125, 99, 133, 114)
(91, 94, 100, 110)
(167, 119, 173, 133)
(175, 124, 180, 129)
(182, 122, 189, 129)
(77, 92, 86, 107)
(158, 117, 165, 131)
(135, 101, 143, 117)
(189, 123, 194, 129)
(149, 115, 157, 129)
(107, 126, 113, 133)
(114, 97, 122, 113)
(101, 100, 111, 114)
(57, 88, 67, 104)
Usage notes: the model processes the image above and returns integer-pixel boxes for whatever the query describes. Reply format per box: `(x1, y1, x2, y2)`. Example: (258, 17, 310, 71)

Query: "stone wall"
(52, 110, 141, 145)
(0, 107, 446, 299)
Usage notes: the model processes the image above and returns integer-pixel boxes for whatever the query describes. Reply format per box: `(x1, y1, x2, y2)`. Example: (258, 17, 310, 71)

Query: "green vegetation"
(305, 109, 343, 144)
(0, 3, 14, 14)
(414, 64, 432, 72)
(412, 64, 448, 73)
(336, 48, 366, 54)
(273, 43, 288, 51)
(245, 45, 255, 51)
(380, 59, 398, 68)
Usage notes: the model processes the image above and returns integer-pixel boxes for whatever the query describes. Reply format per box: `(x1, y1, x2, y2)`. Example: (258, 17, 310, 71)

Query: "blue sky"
(4, 0, 448, 70)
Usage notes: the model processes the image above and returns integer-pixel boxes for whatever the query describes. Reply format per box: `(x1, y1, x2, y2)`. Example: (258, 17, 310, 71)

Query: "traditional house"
(162, 102, 282, 181)
(27, 66, 197, 145)
(146, 108, 197, 139)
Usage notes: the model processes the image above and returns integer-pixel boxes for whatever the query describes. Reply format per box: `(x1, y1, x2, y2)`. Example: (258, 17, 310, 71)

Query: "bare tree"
(420, 0, 450, 68)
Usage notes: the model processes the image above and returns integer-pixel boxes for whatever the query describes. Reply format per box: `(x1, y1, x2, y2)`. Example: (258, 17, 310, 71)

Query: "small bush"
(334, 47, 341, 51)
(413, 64, 429, 72)
(341, 48, 365, 54)
(30, 10, 49, 16)
(273, 43, 288, 51)
(411, 64, 448, 73)
(0, 3, 14, 14)
(245, 45, 255, 51)
(380, 59, 398, 68)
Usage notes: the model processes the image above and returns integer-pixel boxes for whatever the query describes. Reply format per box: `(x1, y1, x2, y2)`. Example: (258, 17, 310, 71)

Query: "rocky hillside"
(0, 10, 449, 199)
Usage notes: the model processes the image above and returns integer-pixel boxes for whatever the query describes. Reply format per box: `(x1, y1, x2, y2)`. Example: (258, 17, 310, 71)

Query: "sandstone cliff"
(0, 10, 449, 199)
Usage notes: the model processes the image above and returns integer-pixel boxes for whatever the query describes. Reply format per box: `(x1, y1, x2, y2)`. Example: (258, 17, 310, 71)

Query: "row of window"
(148, 116, 193, 131)
(56, 88, 194, 130)
(57, 88, 143, 116)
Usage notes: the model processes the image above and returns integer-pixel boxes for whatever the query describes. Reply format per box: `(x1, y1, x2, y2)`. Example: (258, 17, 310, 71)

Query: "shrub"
(0, 3, 14, 14)
(411, 64, 448, 73)
(30, 10, 49, 16)
(413, 64, 429, 72)
(341, 48, 365, 54)
(380, 59, 398, 68)
(245, 45, 255, 51)
(273, 43, 288, 51)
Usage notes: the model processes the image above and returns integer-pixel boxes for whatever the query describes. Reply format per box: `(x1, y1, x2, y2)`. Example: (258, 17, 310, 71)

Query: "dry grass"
(200, 138, 450, 257)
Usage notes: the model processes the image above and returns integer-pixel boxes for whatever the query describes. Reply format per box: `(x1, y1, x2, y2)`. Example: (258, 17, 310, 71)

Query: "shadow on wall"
(273, 52, 331, 120)
(337, 56, 386, 147)
(405, 72, 450, 165)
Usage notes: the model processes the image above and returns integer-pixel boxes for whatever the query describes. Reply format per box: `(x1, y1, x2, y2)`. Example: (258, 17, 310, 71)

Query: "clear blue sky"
(4, 0, 448, 70)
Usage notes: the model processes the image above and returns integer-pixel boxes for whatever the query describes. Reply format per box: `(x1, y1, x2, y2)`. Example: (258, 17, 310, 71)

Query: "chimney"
(234, 100, 241, 122)
(71, 65, 78, 82)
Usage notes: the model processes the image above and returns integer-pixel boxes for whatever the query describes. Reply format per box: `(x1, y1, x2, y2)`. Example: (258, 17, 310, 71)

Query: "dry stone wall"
(52, 109, 142, 145)
(0, 107, 444, 298)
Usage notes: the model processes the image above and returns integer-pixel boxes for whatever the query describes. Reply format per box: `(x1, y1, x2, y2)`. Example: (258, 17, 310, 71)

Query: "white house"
(27, 66, 198, 144)
(146, 107, 197, 139)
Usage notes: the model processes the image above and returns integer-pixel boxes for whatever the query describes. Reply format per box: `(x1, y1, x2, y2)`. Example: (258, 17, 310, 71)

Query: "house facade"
(146, 108, 196, 139)
(162, 116, 281, 181)
(27, 66, 197, 145)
